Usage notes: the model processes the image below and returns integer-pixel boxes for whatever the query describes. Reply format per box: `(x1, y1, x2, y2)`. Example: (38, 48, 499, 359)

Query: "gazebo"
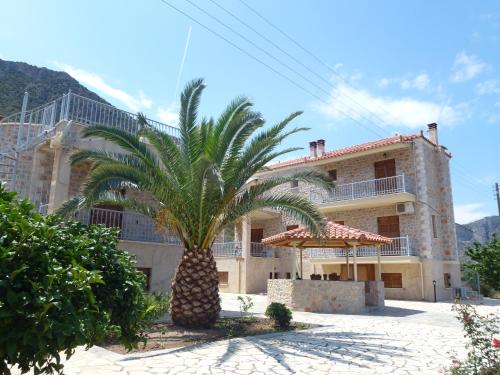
(262, 220, 392, 313)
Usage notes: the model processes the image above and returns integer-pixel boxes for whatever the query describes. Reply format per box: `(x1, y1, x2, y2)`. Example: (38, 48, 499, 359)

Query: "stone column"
(241, 215, 251, 292)
(47, 145, 71, 214)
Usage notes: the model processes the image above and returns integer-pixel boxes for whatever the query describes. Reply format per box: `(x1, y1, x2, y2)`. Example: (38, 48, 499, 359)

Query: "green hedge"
(0, 186, 154, 374)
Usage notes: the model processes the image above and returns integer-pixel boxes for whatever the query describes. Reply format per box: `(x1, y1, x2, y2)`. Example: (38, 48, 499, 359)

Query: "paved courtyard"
(12, 295, 500, 375)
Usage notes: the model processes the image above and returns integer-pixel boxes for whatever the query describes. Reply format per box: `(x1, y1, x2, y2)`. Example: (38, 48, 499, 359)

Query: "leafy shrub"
(445, 303, 500, 374)
(237, 296, 254, 318)
(0, 186, 156, 374)
(265, 302, 292, 329)
(464, 236, 500, 297)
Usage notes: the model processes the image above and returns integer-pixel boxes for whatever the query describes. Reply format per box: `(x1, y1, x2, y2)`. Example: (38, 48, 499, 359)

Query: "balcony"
(306, 236, 418, 259)
(74, 208, 276, 258)
(213, 241, 242, 257)
(309, 174, 415, 211)
(75, 208, 182, 244)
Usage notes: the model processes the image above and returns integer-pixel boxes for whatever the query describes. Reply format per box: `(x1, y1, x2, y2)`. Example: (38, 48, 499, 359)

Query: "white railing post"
(401, 174, 406, 193)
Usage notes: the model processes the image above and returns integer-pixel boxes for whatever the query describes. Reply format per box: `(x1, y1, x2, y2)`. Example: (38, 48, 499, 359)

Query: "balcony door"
(377, 215, 400, 254)
(374, 159, 396, 193)
(251, 228, 264, 243)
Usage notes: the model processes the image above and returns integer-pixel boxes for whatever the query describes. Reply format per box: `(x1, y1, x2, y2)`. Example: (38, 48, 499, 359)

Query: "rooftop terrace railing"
(306, 236, 418, 258)
(309, 174, 415, 204)
(0, 92, 180, 152)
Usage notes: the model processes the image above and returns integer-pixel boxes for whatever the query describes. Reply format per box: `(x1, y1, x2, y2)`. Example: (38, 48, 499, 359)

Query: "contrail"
(173, 25, 192, 100)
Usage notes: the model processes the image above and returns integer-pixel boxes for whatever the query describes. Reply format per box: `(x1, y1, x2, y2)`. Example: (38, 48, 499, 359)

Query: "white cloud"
(156, 104, 178, 126)
(476, 79, 500, 95)
(450, 51, 487, 82)
(454, 203, 490, 224)
(316, 84, 462, 129)
(54, 62, 152, 112)
(401, 73, 431, 91)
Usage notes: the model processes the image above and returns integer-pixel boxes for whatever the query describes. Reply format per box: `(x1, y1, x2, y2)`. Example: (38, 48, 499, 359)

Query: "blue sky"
(1, 0, 499, 223)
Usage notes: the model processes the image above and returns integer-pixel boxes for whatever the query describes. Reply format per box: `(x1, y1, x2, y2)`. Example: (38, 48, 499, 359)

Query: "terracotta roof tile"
(262, 220, 392, 246)
(266, 133, 445, 171)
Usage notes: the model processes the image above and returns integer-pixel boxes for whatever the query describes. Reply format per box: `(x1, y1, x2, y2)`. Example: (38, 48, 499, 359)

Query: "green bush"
(0, 186, 156, 374)
(265, 302, 292, 329)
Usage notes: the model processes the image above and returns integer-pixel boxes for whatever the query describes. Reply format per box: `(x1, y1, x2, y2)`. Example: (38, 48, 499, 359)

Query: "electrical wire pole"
(495, 182, 500, 217)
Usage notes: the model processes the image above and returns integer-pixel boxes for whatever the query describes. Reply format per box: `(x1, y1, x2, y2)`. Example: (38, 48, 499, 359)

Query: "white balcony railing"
(250, 242, 275, 257)
(74, 208, 182, 244)
(0, 92, 180, 153)
(309, 174, 415, 204)
(73, 208, 276, 258)
(213, 241, 242, 257)
(307, 236, 418, 258)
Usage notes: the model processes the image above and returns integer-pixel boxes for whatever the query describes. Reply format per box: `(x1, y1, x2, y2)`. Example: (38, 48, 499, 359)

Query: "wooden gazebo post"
(376, 244, 382, 281)
(353, 244, 358, 281)
(345, 249, 349, 280)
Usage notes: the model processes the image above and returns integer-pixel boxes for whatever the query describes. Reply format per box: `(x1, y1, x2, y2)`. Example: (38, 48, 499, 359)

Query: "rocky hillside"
(0, 59, 109, 117)
(456, 216, 500, 256)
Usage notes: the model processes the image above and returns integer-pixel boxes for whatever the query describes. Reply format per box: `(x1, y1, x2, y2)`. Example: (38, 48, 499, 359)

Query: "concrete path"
(11, 295, 500, 375)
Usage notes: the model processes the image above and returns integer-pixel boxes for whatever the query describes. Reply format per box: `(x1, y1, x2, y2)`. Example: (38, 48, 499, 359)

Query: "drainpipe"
(419, 262, 425, 300)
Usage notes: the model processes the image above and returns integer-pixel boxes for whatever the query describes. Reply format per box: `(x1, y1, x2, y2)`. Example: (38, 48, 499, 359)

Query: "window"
(137, 268, 152, 291)
(334, 220, 345, 225)
(444, 273, 451, 288)
(327, 169, 337, 181)
(431, 215, 438, 238)
(286, 224, 299, 231)
(381, 273, 402, 288)
(218, 272, 229, 285)
(286, 272, 291, 279)
(274, 272, 279, 279)
(290, 180, 299, 188)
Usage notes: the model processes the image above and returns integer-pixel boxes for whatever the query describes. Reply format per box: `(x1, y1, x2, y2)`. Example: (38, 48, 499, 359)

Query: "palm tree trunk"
(170, 247, 220, 327)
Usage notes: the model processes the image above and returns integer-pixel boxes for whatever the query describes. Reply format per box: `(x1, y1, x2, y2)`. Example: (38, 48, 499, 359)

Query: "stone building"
(0, 93, 460, 301)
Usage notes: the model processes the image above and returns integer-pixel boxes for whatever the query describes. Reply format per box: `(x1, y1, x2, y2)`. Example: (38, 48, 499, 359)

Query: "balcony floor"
(307, 255, 421, 264)
(317, 191, 416, 212)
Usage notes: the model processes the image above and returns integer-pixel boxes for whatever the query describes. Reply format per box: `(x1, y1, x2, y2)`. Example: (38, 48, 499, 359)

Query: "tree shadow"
(215, 327, 408, 373)
(363, 305, 424, 317)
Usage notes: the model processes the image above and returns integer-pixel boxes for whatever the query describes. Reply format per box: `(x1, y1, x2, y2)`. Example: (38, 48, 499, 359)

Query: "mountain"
(0, 59, 109, 117)
(456, 216, 500, 257)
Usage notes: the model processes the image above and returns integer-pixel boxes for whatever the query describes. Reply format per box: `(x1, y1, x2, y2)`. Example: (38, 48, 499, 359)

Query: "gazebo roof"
(262, 220, 392, 248)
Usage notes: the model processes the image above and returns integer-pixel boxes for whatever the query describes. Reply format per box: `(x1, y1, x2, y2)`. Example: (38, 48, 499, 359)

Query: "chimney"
(427, 123, 438, 144)
(309, 141, 317, 158)
(317, 139, 325, 156)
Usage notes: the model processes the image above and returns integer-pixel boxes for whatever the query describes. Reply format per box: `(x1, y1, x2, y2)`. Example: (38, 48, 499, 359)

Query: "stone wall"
(365, 281, 385, 307)
(267, 279, 366, 313)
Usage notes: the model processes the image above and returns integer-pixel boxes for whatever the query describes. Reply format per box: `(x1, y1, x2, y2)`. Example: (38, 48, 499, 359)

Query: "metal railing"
(65, 93, 179, 138)
(307, 236, 418, 258)
(213, 241, 242, 257)
(38, 204, 48, 215)
(309, 174, 415, 204)
(0, 92, 180, 153)
(74, 207, 181, 244)
(251, 242, 275, 257)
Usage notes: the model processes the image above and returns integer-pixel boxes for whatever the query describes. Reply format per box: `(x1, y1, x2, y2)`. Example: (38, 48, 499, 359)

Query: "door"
(374, 159, 396, 193)
(251, 228, 264, 243)
(377, 215, 401, 254)
(340, 264, 375, 281)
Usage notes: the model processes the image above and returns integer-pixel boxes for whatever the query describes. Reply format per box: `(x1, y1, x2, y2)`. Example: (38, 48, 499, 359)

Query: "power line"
(157, 0, 386, 138)
(183, 0, 389, 136)
(211, 0, 395, 132)
(238, 0, 402, 127)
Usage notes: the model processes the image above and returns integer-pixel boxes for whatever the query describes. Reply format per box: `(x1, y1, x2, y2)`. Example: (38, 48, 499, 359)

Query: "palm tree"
(58, 79, 332, 328)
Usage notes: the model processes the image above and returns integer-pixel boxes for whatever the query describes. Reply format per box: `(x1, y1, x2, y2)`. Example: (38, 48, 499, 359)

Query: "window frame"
(218, 271, 229, 285)
(381, 273, 403, 288)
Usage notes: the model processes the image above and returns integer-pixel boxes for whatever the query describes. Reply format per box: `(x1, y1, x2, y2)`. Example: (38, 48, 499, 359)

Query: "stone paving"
(11, 295, 500, 375)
